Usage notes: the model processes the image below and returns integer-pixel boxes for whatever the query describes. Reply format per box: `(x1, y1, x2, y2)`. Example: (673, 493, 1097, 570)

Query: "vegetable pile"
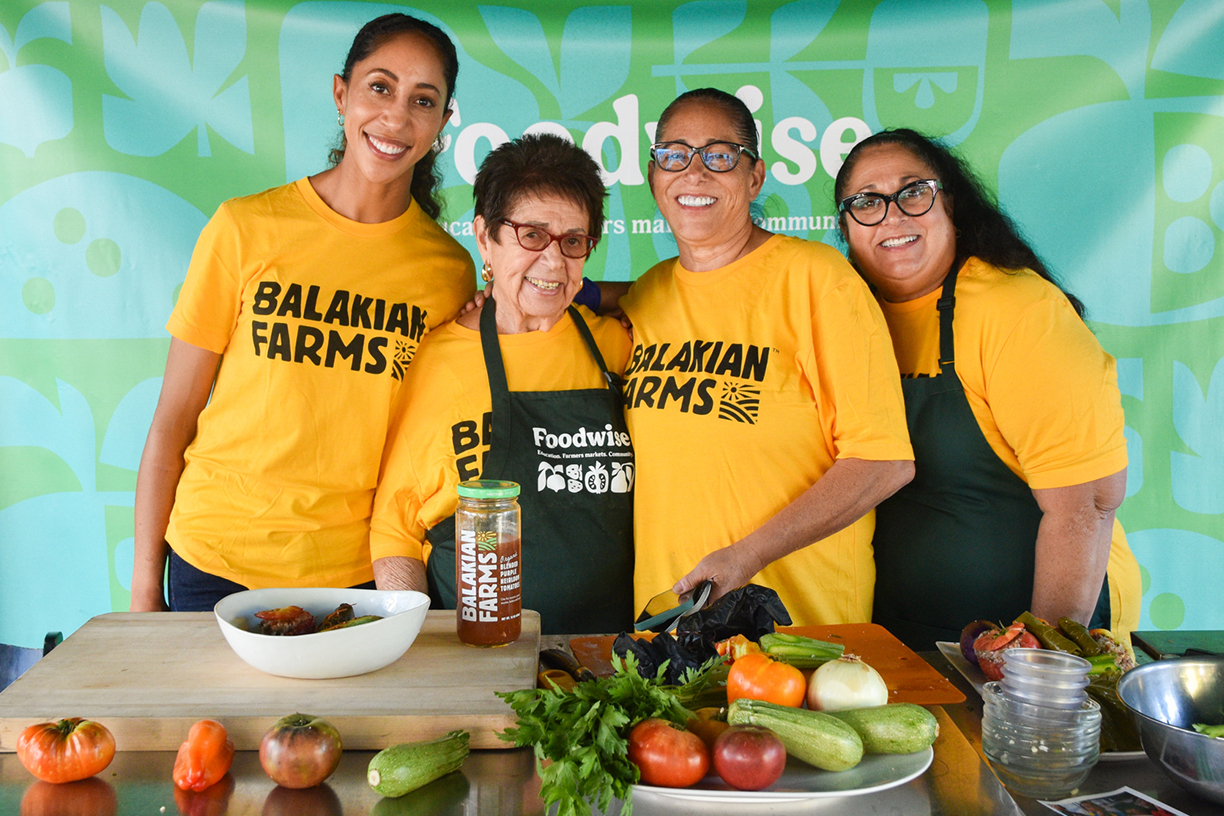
(498, 654, 692, 816)
(500, 625, 941, 815)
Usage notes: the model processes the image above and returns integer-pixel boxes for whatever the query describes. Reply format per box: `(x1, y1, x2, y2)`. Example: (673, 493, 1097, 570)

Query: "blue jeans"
(167, 551, 376, 611)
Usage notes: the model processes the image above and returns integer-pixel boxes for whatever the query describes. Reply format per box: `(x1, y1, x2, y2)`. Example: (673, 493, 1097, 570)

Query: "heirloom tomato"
(712, 725, 786, 790)
(16, 718, 115, 783)
(626, 718, 709, 788)
(259, 713, 343, 789)
(726, 652, 806, 707)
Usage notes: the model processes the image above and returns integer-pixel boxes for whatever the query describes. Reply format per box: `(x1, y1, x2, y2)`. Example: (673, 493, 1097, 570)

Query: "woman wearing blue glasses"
(369, 133, 635, 634)
(833, 128, 1140, 650)
(620, 88, 915, 627)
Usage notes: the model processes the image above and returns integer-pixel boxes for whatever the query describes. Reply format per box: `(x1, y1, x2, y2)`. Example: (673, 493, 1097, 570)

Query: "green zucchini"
(368, 730, 470, 797)
(826, 703, 939, 754)
(727, 698, 863, 771)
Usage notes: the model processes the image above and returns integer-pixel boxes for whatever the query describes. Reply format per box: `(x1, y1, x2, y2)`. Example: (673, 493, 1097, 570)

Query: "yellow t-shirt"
(876, 256, 1140, 639)
(621, 234, 913, 626)
(166, 178, 476, 589)
(369, 307, 632, 563)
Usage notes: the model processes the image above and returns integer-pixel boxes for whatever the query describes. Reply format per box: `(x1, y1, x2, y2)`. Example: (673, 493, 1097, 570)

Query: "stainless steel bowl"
(1117, 657, 1224, 805)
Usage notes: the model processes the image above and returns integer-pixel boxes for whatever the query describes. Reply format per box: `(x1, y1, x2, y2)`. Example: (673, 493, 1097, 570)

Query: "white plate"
(633, 747, 933, 803)
(935, 641, 1145, 761)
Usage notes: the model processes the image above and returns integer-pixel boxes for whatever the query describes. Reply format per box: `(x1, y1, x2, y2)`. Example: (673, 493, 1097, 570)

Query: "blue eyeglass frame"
(649, 141, 759, 173)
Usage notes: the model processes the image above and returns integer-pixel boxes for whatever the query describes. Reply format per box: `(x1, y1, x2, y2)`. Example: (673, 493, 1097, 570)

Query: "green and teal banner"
(2, 0, 1221, 647)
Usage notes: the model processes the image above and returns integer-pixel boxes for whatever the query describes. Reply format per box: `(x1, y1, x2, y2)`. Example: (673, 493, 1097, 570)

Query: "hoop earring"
(337, 111, 344, 126)
(481, 262, 493, 283)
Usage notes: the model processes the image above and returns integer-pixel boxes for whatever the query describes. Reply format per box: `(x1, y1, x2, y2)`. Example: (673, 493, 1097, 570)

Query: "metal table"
(0, 647, 1218, 815)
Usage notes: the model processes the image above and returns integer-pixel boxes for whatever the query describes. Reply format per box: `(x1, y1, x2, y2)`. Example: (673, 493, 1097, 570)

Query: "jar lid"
(457, 479, 521, 499)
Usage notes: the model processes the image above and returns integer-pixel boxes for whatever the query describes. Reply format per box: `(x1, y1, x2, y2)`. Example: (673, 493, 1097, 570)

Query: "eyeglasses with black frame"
(839, 179, 943, 226)
(498, 218, 599, 259)
(650, 141, 759, 173)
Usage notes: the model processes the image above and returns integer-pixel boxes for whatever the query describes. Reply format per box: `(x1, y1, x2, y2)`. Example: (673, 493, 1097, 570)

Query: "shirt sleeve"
(369, 345, 464, 563)
(166, 202, 244, 353)
(983, 291, 1127, 489)
(806, 261, 914, 463)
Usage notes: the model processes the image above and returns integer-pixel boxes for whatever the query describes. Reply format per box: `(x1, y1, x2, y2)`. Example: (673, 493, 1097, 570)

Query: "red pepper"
(173, 720, 235, 792)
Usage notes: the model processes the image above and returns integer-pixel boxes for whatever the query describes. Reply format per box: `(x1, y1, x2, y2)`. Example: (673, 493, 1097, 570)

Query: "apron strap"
(479, 298, 514, 477)
(936, 264, 960, 376)
(567, 306, 623, 396)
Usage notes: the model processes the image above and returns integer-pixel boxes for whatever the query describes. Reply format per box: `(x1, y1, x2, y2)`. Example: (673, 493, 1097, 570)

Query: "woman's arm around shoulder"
(131, 338, 221, 611)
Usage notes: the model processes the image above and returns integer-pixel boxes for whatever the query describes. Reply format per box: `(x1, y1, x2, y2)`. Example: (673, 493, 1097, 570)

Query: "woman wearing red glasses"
(619, 88, 914, 627)
(369, 133, 634, 634)
(833, 128, 1140, 650)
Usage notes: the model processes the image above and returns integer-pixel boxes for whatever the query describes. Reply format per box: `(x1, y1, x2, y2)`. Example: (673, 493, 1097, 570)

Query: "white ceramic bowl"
(214, 588, 430, 679)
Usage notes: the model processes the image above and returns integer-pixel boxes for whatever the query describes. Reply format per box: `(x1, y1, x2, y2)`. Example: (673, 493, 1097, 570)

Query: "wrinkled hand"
(459, 281, 493, 315)
(673, 540, 766, 604)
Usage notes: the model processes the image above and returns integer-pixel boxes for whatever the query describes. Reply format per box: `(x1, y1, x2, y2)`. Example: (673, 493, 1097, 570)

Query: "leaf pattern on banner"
(768, 0, 833, 128)
(558, 6, 630, 120)
(480, 5, 630, 121)
(0, 2, 73, 156)
(101, 1, 253, 157)
(672, 0, 745, 74)
(769, 0, 835, 63)
(1010, 0, 1150, 98)
(0, 376, 96, 492)
(0, 376, 134, 647)
(1152, 0, 1224, 82)
(1170, 359, 1224, 514)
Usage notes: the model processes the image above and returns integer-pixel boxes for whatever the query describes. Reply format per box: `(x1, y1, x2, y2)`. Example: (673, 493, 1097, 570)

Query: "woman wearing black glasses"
(833, 128, 1140, 650)
(369, 133, 634, 634)
(619, 88, 914, 627)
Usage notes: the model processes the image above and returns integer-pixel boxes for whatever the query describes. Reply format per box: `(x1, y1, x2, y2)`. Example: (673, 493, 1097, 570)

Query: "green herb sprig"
(497, 653, 692, 816)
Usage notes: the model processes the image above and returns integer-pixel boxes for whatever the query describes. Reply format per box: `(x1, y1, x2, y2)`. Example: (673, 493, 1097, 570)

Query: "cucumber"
(727, 698, 863, 771)
(368, 730, 470, 797)
(826, 703, 939, 754)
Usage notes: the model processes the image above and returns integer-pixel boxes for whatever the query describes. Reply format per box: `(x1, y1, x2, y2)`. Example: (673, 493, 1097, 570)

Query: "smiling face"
(332, 31, 452, 195)
(839, 142, 957, 302)
(648, 101, 766, 264)
(476, 194, 590, 332)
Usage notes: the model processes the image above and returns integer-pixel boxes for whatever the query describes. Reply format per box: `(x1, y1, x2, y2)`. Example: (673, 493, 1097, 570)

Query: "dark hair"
(833, 128, 1085, 318)
(473, 133, 608, 243)
(655, 88, 759, 157)
(328, 14, 459, 220)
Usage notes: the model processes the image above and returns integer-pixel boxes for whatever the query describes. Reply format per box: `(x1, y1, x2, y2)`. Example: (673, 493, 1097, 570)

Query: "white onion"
(807, 654, 889, 711)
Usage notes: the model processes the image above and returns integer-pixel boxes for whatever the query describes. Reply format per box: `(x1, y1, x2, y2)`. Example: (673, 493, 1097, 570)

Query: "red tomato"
(259, 713, 343, 789)
(173, 720, 235, 792)
(726, 653, 806, 707)
(626, 718, 710, 788)
(712, 725, 787, 791)
(16, 719, 116, 784)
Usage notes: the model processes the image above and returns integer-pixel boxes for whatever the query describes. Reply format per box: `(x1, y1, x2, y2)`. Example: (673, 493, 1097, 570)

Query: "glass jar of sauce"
(454, 480, 521, 647)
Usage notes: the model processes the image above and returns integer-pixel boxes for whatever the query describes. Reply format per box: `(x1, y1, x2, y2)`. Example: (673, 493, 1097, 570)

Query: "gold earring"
(481, 262, 493, 282)
(337, 111, 344, 126)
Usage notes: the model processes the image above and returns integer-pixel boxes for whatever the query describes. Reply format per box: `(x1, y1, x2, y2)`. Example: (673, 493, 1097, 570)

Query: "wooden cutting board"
(0, 610, 540, 752)
(571, 622, 965, 705)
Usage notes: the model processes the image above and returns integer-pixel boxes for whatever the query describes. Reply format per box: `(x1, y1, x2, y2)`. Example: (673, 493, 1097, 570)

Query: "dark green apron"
(872, 267, 1109, 650)
(425, 299, 635, 635)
